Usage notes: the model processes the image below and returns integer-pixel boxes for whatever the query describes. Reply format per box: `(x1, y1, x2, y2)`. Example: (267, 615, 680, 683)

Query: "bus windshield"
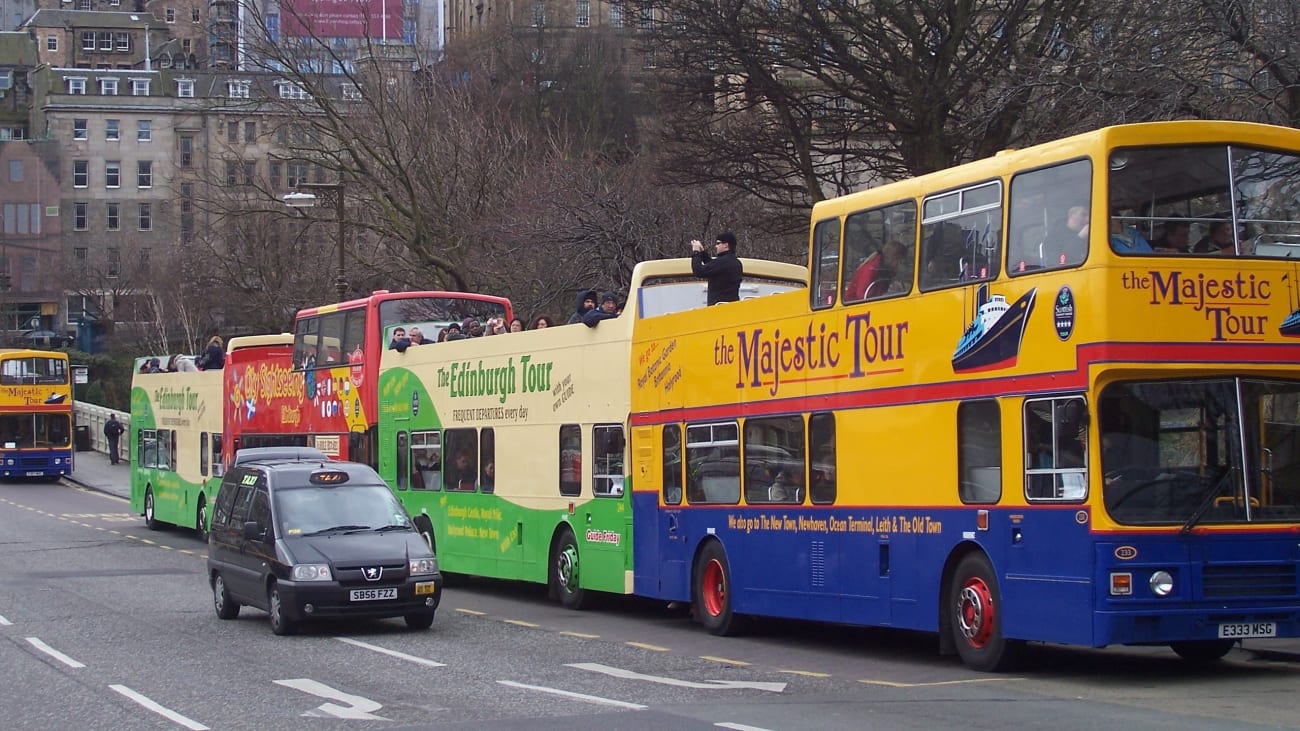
(378, 296, 510, 339)
(1101, 378, 1300, 525)
(1108, 144, 1300, 257)
(639, 275, 805, 318)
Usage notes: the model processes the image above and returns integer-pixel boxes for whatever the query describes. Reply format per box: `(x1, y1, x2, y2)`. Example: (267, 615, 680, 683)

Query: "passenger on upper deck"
(196, 336, 224, 370)
(1149, 217, 1191, 253)
(568, 290, 598, 324)
(691, 232, 743, 305)
(1191, 220, 1235, 254)
(1108, 215, 1154, 254)
(407, 327, 429, 346)
(583, 292, 621, 328)
(1041, 205, 1090, 266)
(388, 327, 410, 352)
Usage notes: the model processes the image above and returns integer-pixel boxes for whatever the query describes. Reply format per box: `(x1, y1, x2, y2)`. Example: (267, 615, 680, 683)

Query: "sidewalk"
(63, 447, 130, 500)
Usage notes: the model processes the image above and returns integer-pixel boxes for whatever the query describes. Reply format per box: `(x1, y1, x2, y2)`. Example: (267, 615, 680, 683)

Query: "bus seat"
(700, 475, 739, 503)
(964, 466, 1001, 502)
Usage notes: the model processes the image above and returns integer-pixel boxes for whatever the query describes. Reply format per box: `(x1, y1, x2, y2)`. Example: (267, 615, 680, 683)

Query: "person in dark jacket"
(583, 292, 620, 328)
(196, 336, 224, 370)
(566, 289, 598, 324)
(104, 414, 125, 465)
(691, 231, 743, 305)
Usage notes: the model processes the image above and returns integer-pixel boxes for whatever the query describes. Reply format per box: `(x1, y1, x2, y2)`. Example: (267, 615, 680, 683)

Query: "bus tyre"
(212, 573, 240, 620)
(550, 529, 589, 610)
(405, 612, 435, 630)
(949, 552, 1021, 672)
(694, 541, 742, 636)
(268, 582, 297, 636)
(1170, 640, 1234, 663)
(414, 514, 436, 553)
(143, 487, 161, 530)
(195, 498, 209, 544)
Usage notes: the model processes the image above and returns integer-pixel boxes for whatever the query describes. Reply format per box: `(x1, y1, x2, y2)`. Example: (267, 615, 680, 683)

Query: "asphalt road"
(2, 479, 1299, 730)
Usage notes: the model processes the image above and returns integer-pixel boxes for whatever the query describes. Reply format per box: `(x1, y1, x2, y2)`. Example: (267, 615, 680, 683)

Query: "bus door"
(656, 424, 692, 599)
(579, 424, 631, 595)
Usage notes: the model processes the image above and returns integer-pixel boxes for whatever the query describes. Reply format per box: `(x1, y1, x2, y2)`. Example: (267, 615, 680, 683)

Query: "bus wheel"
(143, 487, 161, 531)
(949, 552, 1021, 672)
(1170, 640, 1234, 663)
(194, 498, 209, 544)
(550, 529, 589, 610)
(694, 541, 742, 636)
(413, 515, 437, 553)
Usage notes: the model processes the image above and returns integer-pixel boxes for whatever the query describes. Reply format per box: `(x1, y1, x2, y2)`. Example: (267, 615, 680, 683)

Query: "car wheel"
(143, 487, 162, 530)
(268, 582, 297, 636)
(194, 498, 209, 544)
(404, 612, 435, 630)
(949, 552, 1022, 672)
(549, 529, 589, 610)
(212, 573, 240, 620)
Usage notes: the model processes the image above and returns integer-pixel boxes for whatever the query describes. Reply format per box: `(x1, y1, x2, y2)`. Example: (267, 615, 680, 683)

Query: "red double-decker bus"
(291, 291, 513, 466)
(223, 333, 308, 464)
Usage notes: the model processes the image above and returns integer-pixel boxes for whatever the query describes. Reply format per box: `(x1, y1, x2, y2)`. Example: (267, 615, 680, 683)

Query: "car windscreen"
(274, 484, 411, 537)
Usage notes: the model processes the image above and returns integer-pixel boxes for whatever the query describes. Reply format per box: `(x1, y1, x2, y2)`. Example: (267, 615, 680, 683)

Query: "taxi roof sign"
(309, 470, 350, 485)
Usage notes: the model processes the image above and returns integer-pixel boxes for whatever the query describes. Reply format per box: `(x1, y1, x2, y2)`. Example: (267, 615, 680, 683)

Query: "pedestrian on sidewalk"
(104, 414, 124, 465)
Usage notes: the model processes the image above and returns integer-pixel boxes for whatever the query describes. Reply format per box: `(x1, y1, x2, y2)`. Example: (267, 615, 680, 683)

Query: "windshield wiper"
(304, 524, 370, 536)
(373, 524, 411, 533)
(1180, 469, 1236, 534)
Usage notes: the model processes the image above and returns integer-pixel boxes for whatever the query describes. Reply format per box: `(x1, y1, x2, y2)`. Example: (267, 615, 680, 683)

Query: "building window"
(73, 202, 88, 230)
(100, 78, 118, 95)
(105, 119, 120, 140)
(225, 160, 237, 187)
(138, 248, 150, 271)
(115, 33, 130, 51)
(137, 161, 152, 188)
(531, 0, 545, 26)
(228, 80, 250, 99)
(576, 0, 589, 27)
(73, 160, 88, 188)
(243, 120, 256, 142)
(341, 84, 362, 101)
(192, 7, 200, 22)
(108, 248, 120, 278)
(47, 36, 57, 52)
(177, 79, 194, 97)
(99, 32, 113, 51)
(165, 7, 175, 22)
(131, 79, 150, 96)
(179, 134, 194, 167)
(74, 248, 87, 263)
(81, 32, 95, 51)
(138, 202, 152, 231)
(640, 4, 654, 30)
(242, 161, 256, 186)
(105, 161, 120, 188)
(182, 38, 191, 53)
(270, 161, 282, 189)
(73, 119, 88, 140)
(287, 162, 308, 188)
(137, 120, 151, 142)
(66, 77, 86, 95)
(226, 119, 237, 143)
(278, 82, 307, 100)
(6, 161, 20, 182)
(106, 202, 120, 230)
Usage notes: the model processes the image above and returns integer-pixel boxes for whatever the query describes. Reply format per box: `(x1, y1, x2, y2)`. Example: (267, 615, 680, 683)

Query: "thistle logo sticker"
(1054, 286, 1075, 341)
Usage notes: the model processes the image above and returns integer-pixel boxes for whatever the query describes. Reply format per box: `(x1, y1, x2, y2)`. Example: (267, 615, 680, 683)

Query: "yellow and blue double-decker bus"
(630, 121, 1300, 670)
(0, 349, 72, 479)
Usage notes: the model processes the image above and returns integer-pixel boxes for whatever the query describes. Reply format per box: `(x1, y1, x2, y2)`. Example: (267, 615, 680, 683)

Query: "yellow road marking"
(455, 608, 486, 616)
(859, 677, 1021, 688)
(700, 655, 750, 666)
(504, 619, 540, 628)
(625, 641, 669, 652)
(560, 631, 601, 639)
(778, 669, 832, 678)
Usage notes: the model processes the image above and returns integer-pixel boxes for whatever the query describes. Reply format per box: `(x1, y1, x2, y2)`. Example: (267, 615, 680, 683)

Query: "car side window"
(248, 488, 272, 539)
(212, 472, 243, 527)
(228, 482, 257, 525)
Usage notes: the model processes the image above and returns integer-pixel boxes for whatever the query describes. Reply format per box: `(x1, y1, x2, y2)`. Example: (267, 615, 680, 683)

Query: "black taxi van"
(207, 455, 442, 635)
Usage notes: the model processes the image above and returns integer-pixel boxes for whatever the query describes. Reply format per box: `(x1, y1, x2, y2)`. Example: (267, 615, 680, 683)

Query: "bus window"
(686, 422, 739, 504)
(662, 424, 682, 505)
(317, 311, 345, 364)
(843, 201, 916, 304)
(810, 218, 841, 309)
(744, 415, 804, 504)
(593, 424, 624, 497)
(294, 316, 319, 369)
(1024, 396, 1088, 502)
(920, 181, 1002, 291)
(444, 428, 478, 492)
(559, 424, 581, 497)
(201, 432, 209, 477)
(211, 434, 224, 477)
(481, 428, 495, 494)
(343, 308, 366, 366)
(396, 431, 409, 490)
(411, 430, 441, 490)
(809, 412, 836, 504)
(958, 400, 1001, 504)
(1008, 159, 1092, 273)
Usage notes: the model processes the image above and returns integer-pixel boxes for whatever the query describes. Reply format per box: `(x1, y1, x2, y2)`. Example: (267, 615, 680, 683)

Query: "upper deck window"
(639, 275, 804, 318)
(1, 356, 68, 385)
(376, 296, 509, 344)
(842, 201, 917, 304)
(920, 181, 1002, 291)
(1007, 160, 1092, 274)
(1108, 145, 1300, 258)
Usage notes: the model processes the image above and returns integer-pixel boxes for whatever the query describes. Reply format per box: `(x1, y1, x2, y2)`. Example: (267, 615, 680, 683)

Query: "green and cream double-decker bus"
(129, 362, 225, 540)
(376, 258, 807, 606)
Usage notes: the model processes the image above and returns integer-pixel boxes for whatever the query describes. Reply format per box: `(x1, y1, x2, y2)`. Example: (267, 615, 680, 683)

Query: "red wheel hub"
(956, 577, 995, 649)
(702, 558, 726, 617)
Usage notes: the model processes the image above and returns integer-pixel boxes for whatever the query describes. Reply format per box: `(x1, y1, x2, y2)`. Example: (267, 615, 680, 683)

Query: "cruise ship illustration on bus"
(952, 284, 1037, 372)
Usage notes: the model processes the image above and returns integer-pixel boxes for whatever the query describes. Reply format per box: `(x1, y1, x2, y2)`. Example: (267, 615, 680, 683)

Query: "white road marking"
(567, 662, 786, 692)
(274, 678, 387, 719)
(335, 637, 446, 667)
(109, 684, 209, 730)
(25, 637, 85, 668)
(717, 723, 776, 731)
(0, 614, 12, 626)
(496, 680, 647, 710)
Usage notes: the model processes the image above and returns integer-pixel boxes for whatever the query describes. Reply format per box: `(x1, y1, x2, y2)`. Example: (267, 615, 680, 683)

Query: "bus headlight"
(1149, 570, 1174, 597)
(291, 564, 332, 581)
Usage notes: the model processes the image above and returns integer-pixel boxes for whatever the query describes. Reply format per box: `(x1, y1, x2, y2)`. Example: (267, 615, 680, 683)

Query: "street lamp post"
(283, 182, 348, 303)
